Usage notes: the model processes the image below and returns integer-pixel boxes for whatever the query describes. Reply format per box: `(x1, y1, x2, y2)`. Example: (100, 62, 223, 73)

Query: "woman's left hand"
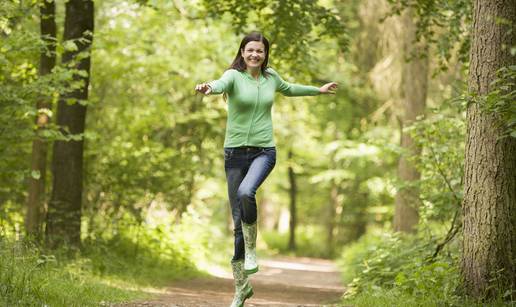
(319, 82, 338, 94)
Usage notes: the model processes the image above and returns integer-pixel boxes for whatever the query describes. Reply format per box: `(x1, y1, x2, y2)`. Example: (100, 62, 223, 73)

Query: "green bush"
(338, 229, 461, 304)
(340, 287, 513, 307)
(82, 224, 202, 286)
(261, 225, 333, 258)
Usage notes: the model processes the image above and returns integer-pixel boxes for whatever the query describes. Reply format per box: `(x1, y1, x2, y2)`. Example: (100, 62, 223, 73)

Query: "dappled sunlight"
(2, 0, 512, 305)
(150, 255, 344, 306)
(261, 258, 339, 273)
(196, 261, 233, 279)
(256, 258, 346, 291)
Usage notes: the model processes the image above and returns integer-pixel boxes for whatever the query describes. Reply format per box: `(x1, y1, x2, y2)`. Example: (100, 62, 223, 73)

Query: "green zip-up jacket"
(208, 67, 320, 148)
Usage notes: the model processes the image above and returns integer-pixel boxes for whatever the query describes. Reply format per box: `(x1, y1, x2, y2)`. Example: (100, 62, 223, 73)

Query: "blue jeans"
(224, 146, 276, 261)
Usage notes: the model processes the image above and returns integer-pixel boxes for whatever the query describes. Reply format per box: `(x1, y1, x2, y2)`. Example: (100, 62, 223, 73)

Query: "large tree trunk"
(348, 186, 367, 242)
(46, 0, 94, 249)
(326, 182, 338, 256)
(461, 0, 516, 298)
(26, 0, 57, 239)
(393, 8, 428, 233)
(287, 149, 297, 251)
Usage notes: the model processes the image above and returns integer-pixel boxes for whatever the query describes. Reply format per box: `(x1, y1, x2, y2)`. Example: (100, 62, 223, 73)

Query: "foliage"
(2, 0, 512, 304)
(262, 225, 330, 258)
(281, 43, 396, 252)
(82, 183, 230, 282)
(0, 206, 211, 305)
(0, 237, 146, 306)
(407, 100, 466, 222)
(335, 90, 469, 305)
(339, 286, 512, 307)
(83, 0, 229, 226)
(386, 0, 472, 72)
(338, 229, 462, 304)
(0, 1, 45, 206)
(82, 218, 202, 286)
(467, 65, 516, 138)
(0, 1, 83, 210)
(201, 0, 349, 76)
(338, 227, 515, 306)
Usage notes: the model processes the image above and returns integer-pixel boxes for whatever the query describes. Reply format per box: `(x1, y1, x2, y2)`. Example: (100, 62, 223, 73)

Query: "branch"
(427, 143, 461, 204)
(424, 142, 463, 260)
(429, 205, 461, 261)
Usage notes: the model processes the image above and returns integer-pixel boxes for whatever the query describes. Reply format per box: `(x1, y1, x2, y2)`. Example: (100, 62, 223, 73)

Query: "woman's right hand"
(195, 83, 212, 95)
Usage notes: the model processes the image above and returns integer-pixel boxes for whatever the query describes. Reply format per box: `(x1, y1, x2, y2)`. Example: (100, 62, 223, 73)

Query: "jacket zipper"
(245, 78, 260, 145)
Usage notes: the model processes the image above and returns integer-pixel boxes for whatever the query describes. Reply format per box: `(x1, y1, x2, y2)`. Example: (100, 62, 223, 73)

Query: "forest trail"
(122, 256, 345, 307)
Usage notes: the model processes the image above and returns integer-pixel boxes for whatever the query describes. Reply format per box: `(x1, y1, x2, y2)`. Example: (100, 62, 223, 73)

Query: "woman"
(195, 32, 337, 307)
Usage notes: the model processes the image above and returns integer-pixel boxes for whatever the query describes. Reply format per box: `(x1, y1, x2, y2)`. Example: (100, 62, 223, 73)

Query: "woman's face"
(241, 41, 266, 69)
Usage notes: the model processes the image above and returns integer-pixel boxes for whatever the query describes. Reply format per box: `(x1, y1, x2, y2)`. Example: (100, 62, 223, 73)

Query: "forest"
(0, 0, 515, 306)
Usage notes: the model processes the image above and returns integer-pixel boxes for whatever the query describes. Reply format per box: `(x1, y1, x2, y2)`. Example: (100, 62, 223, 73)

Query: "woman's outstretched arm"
(269, 68, 338, 96)
(195, 69, 235, 95)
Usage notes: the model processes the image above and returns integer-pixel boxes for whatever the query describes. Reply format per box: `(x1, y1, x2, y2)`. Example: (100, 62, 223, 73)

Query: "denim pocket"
(262, 147, 276, 157)
(223, 148, 234, 160)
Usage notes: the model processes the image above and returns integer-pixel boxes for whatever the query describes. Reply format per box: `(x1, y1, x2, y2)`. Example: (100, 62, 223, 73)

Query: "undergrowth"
(337, 228, 515, 307)
(0, 215, 204, 306)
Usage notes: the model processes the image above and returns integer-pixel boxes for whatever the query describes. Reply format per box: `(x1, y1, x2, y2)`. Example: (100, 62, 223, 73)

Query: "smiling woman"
(228, 32, 270, 80)
(242, 42, 265, 67)
(194, 31, 337, 307)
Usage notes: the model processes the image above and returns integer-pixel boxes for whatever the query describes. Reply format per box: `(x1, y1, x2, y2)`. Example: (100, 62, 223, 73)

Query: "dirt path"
(123, 256, 345, 307)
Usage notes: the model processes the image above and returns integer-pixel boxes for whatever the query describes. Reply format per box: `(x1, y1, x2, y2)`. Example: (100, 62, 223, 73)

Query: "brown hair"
(223, 32, 271, 101)
(229, 31, 271, 77)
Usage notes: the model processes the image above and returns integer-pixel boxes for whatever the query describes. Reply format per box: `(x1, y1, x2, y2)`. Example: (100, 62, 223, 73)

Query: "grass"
(0, 204, 235, 306)
(0, 223, 204, 306)
(339, 289, 515, 307)
(336, 227, 516, 307)
(0, 238, 147, 306)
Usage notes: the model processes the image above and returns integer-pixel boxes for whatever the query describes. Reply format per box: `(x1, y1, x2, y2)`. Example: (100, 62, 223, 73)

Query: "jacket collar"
(242, 69, 266, 84)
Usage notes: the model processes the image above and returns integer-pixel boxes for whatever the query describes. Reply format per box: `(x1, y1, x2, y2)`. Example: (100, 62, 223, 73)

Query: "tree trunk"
(287, 149, 297, 251)
(46, 0, 94, 249)
(26, 0, 56, 239)
(326, 140, 340, 256)
(348, 188, 367, 242)
(393, 8, 428, 233)
(461, 0, 516, 298)
(326, 181, 338, 256)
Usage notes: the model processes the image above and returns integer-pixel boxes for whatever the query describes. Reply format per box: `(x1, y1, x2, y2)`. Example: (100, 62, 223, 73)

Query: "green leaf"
(31, 170, 41, 180)
(63, 40, 78, 52)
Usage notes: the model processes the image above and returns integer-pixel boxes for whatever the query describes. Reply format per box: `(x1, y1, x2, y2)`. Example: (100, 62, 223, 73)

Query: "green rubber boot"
(242, 222, 258, 275)
(230, 259, 253, 307)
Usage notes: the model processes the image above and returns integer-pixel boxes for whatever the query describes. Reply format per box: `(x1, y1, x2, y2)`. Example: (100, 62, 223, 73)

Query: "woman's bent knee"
(237, 188, 254, 202)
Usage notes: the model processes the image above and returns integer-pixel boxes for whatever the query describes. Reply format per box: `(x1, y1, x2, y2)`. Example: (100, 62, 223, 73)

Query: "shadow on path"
(120, 255, 345, 307)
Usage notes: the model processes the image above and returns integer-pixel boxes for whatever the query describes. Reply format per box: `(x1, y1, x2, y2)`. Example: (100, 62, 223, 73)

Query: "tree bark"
(287, 149, 297, 251)
(326, 181, 338, 256)
(393, 8, 428, 233)
(461, 0, 516, 298)
(46, 0, 94, 249)
(348, 187, 367, 242)
(26, 0, 56, 239)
